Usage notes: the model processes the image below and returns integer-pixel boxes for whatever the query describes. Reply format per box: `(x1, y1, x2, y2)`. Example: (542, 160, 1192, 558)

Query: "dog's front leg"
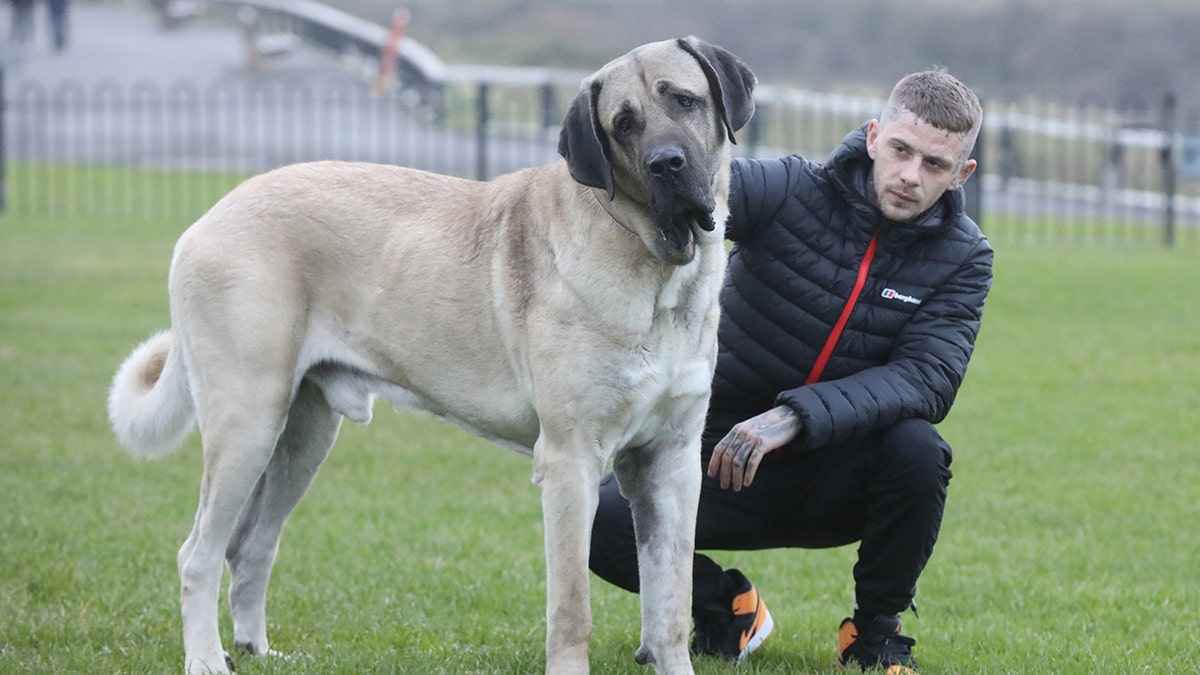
(612, 441, 701, 675)
(533, 437, 605, 675)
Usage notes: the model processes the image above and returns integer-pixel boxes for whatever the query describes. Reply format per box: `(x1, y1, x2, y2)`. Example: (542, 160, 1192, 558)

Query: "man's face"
(866, 110, 977, 222)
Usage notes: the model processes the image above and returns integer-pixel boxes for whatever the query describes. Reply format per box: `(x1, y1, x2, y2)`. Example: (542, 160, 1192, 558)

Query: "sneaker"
(691, 569, 774, 663)
(837, 615, 917, 673)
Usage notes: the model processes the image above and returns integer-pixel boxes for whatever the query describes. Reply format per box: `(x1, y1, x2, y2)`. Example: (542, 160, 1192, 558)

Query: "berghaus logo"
(882, 288, 922, 305)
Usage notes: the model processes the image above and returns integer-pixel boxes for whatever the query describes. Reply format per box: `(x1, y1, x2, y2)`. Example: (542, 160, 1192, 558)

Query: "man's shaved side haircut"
(883, 68, 983, 158)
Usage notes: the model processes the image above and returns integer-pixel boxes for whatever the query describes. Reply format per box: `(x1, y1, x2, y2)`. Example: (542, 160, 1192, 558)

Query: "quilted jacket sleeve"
(728, 156, 810, 243)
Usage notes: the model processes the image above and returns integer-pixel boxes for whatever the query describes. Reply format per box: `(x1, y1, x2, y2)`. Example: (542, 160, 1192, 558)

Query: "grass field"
(2, 201, 1198, 674)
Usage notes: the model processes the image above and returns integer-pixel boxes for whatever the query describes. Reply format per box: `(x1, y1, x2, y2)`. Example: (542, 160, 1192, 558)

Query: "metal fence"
(1, 73, 571, 220)
(3, 65, 1197, 248)
(743, 87, 1198, 248)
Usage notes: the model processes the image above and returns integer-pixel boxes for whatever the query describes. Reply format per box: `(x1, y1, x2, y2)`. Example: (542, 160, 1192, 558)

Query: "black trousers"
(589, 418, 953, 622)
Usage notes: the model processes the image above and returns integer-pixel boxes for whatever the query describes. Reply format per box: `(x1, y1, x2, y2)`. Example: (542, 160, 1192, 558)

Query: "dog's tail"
(107, 329, 196, 459)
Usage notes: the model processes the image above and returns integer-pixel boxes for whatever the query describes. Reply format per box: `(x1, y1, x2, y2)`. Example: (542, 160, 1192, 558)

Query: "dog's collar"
(589, 188, 640, 239)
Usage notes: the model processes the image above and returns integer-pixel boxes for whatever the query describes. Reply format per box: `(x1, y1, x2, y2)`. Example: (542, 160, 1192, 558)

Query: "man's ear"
(557, 81, 614, 200)
(866, 119, 881, 160)
(955, 158, 978, 188)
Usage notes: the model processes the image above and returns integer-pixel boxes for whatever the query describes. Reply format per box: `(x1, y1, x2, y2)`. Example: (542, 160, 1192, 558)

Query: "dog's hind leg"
(175, 354, 299, 675)
(612, 442, 702, 675)
(226, 376, 343, 658)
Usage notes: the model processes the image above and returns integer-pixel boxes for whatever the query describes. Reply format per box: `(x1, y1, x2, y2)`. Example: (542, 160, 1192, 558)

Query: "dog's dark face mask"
(558, 36, 757, 266)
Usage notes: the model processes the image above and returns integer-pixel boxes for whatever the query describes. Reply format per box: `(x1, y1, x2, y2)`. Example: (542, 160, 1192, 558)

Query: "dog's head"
(558, 37, 757, 266)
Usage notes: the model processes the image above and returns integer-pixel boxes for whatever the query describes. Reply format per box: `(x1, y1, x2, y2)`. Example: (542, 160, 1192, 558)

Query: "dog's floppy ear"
(558, 81, 615, 200)
(677, 36, 757, 145)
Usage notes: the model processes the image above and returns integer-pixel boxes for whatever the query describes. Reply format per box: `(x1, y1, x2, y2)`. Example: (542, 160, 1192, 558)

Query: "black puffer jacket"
(709, 124, 993, 452)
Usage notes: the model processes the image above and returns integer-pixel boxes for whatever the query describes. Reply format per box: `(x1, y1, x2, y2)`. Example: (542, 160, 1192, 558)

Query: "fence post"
(1160, 91, 1177, 249)
(0, 65, 7, 214)
(539, 82, 557, 131)
(475, 81, 490, 181)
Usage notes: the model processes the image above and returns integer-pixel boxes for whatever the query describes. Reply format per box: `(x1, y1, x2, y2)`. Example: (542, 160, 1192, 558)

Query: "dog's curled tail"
(107, 329, 196, 459)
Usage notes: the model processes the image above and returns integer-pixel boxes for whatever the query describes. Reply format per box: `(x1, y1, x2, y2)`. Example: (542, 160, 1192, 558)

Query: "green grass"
(2, 200, 1199, 673)
(979, 213, 1192, 249)
(5, 162, 254, 222)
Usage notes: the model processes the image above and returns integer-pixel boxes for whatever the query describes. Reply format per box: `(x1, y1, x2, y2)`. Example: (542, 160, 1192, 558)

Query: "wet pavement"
(1, 2, 561, 178)
(2, 0, 344, 88)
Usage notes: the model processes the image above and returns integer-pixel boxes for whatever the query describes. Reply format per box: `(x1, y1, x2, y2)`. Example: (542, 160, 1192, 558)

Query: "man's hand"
(707, 405, 802, 491)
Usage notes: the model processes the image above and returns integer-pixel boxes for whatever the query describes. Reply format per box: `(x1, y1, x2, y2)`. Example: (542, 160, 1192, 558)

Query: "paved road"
(2, 1, 340, 88)
(1, 2, 561, 177)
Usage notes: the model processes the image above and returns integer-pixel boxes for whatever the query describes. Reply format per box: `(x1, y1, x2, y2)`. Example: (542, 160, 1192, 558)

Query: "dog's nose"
(647, 145, 687, 179)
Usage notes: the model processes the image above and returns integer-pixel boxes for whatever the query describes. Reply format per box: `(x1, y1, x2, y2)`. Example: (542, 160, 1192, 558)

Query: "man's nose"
(899, 158, 921, 185)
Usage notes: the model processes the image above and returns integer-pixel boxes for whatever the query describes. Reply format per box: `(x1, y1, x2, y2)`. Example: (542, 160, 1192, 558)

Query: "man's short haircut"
(884, 68, 983, 158)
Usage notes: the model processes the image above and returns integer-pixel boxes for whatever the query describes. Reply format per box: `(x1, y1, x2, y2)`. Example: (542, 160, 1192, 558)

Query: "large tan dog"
(108, 37, 755, 675)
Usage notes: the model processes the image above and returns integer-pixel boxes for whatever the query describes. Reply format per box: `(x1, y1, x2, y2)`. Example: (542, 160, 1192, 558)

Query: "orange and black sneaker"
(691, 569, 774, 664)
(837, 615, 917, 673)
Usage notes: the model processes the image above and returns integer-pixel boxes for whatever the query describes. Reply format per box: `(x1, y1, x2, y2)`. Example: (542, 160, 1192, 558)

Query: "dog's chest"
(615, 314, 715, 450)
(610, 255, 724, 449)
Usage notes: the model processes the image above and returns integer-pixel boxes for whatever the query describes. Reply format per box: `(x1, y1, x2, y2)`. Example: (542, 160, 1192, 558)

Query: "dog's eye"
(615, 115, 633, 135)
(675, 95, 694, 108)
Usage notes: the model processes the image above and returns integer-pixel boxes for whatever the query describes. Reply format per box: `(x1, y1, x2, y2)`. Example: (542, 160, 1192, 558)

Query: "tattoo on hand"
(710, 405, 803, 490)
(742, 405, 801, 445)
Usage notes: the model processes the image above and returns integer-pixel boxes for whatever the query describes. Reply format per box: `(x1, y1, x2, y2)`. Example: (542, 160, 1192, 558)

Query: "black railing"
(742, 86, 1196, 248)
(2, 68, 1196, 247)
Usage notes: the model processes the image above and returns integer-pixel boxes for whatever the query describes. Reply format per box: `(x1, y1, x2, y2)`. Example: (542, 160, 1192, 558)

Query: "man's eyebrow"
(889, 131, 959, 167)
(900, 139, 954, 168)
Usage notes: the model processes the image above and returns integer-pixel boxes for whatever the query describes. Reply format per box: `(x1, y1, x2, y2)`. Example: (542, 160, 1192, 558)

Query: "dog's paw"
(634, 644, 656, 665)
(226, 645, 300, 671)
